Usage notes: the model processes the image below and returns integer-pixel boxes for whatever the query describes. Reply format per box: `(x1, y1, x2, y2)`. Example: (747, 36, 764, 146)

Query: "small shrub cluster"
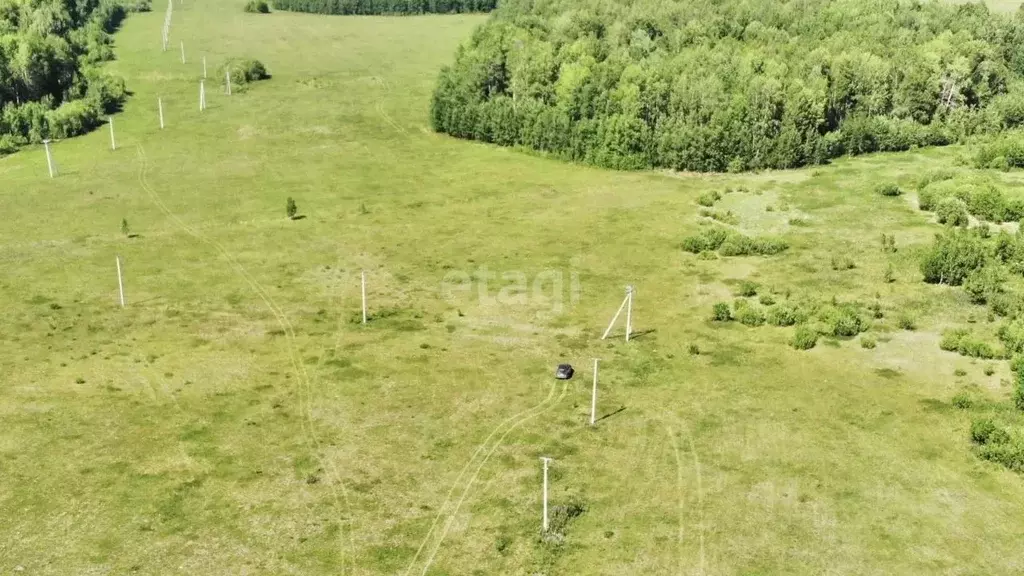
(936, 197, 970, 227)
(736, 281, 758, 297)
(791, 326, 818, 350)
(830, 254, 856, 271)
(697, 190, 721, 207)
(734, 301, 766, 327)
(699, 208, 738, 225)
(971, 417, 1024, 472)
(896, 313, 916, 331)
(919, 175, 1024, 223)
(244, 0, 271, 11)
(963, 266, 1006, 304)
(219, 58, 270, 88)
(920, 229, 987, 286)
(880, 233, 897, 253)
(974, 132, 1024, 170)
(877, 183, 902, 197)
(940, 328, 998, 359)
(681, 227, 788, 257)
(711, 302, 732, 322)
(860, 335, 877, 349)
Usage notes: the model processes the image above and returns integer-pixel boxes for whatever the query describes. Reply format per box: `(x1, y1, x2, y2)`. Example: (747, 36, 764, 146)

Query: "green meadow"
(3, 0, 1024, 574)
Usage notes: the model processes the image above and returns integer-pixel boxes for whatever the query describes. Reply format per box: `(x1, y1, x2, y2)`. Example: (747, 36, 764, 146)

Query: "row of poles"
(539, 285, 634, 532)
(100, 0, 638, 536)
(41, 56, 233, 177)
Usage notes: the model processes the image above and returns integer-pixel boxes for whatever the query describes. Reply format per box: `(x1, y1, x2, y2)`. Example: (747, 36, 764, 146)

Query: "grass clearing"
(2, 0, 1024, 574)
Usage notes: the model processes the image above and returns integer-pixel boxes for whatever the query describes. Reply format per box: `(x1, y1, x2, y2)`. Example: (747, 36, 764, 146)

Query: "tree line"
(431, 0, 1024, 172)
(0, 0, 142, 154)
(271, 0, 495, 15)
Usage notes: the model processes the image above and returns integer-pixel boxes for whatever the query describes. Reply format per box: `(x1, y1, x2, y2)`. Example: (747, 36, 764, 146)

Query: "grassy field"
(3, 0, 1024, 574)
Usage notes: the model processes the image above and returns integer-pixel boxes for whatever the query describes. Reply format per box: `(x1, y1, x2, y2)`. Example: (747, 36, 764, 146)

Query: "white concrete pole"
(199, 80, 206, 111)
(361, 270, 367, 324)
(625, 286, 633, 342)
(108, 117, 116, 151)
(541, 457, 552, 532)
(202, 55, 207, 79)
(42, 139, 55, 178)
(116, 256, 125, 308)
(590, 358, 599, 426)
(180, 40, 185, 64)
(158, 97, 165, 129)
(226, 69, 232, 96)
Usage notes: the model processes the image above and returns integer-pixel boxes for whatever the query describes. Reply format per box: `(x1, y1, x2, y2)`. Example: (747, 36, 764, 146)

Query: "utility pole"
(540, 457, 552, 532)
(108, 117, 116, 151)
(42, 139, 55, 178)
(361, 270, 367, 324)
(158, 97, 165, 129)
(116, 255, 126, 308)
(590, 358, 599, 425)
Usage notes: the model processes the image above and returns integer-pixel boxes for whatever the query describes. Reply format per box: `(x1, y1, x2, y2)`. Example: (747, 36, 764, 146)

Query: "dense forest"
(271, 0, 494, 15)
(431, 0, 1024, 172)
(0, 0, 137, 154)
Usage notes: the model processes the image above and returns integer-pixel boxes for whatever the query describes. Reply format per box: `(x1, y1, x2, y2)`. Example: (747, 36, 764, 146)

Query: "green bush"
(767, 304, 797, 327)
(830, 254, 856, 271)
(860, 335, 877, 349)
(681, 227, 729, 253)
(219, 58, 270, 87)
(711, 302, 731, 322)
(952, 392, 974, 409)
(997, 320, 1024, 355)
(819, 304, 864, 337)
(896, 313, 916, 331)
(963, 266, 1006, 305)
(971, 418, 999, 444)
(1015, 372, 1024, 411)
(736, 305, 766, 327)
(974, 133, 1024, 170)
(244, 0, 270, 12)
(791, 326, 818, 350)
(1011, 355, 1024, 373)
(758, 293, 775, 306)
(286, 197, 298, 219)
(936, 197, 970, 227)
(736, 281, 758, 297)
(920, 230, 988, 286)
(697, 190, 721, 207)
(877, 183, 902, 197)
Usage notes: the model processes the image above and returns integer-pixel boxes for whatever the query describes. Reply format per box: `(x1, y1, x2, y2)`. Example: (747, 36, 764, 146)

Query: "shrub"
(971, 418, 999, 444)
(880, 233, 896, 253)
(984, 364, 996, 376)
(791, 326, 818, 350)
(819, 304, 864, 337)
(954, 368, 967, 377)
(220, 58, 270, 87)
(998, 320, 1024, 355)
(244, 0, 270, 11)
(736, 281, 758, 297)
(963, 266, 1006, 305)
(711, 302, 732, 322)
(896, 313, 916, 331)
(936, 197, 970, 227)
(831, 255, 856, 271)
(920, 230, 987, 285)
(883, 264, 895, 283)
(877, 183, 902, 197)
(940, 328, 969, 352)
(736, 305, 766, 327)
(1011, 355, 1024, 373)
(860, 335, 877, 349)
(1016, 372, 1024, 411)
(767, 304, 797, 326)
(697, 190, 721, 207)
(758, 293, 775, 306)
(286, 197, 297, 219)
(121, 218, 130, 237)
(681, 227, 729, 253)
(952, 392, 974, 409)
(700, 209, 739, 225)
(687, 343, 700, 355)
